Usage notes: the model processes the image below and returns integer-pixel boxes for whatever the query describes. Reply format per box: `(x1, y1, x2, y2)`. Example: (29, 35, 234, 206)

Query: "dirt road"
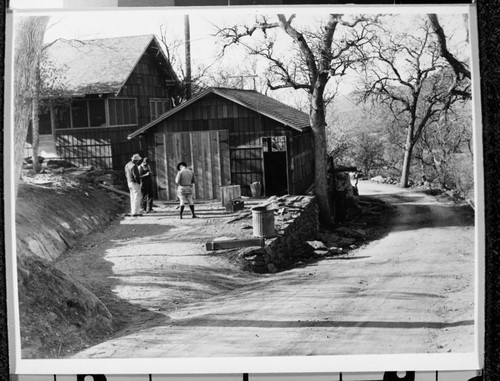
(61, 181, 475, 358)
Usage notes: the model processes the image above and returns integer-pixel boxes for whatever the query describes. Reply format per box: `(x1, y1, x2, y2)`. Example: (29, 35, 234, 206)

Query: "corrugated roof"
(128, 87, 311, 139)
(42, 34, 173, 96)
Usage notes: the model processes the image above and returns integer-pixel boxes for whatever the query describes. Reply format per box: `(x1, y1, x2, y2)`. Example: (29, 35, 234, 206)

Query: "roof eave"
(211, 89, 309, 132)
(127, 88, 214, 140)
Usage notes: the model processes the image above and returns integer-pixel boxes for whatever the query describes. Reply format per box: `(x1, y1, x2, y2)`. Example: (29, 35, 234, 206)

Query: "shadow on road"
(170, 317, 474, 330)
(365, 192, 474, 232)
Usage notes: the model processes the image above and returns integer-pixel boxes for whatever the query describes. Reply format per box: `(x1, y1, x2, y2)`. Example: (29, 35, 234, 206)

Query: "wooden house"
(28, 34, 180, 168)
(128, 87, 315, 200)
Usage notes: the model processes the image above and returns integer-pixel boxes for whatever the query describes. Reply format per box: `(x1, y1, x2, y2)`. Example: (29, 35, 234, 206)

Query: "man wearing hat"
(175, 162, 196, 219)
(125, 153, 143, 216)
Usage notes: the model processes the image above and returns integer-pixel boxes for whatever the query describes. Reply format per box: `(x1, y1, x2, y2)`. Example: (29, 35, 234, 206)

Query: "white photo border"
(5, 3, 484, 375)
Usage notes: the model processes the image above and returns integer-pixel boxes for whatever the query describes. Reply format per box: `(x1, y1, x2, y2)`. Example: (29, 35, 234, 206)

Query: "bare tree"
(327, 96, 391, 177)
(360, 18, 468, 188)
(14, 16, 50, 195)
(157, 22, 222, 103)
(417, 103, 473, 190)
(31, 63, 42, 173)
(217, 14, 375, 224)
(198, 57, 268, 93)
(29, 35, 74, 174)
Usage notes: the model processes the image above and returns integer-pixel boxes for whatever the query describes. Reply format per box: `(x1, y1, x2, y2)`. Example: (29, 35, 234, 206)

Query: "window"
(88, 99, 106, 127)
(50, 104, 71, 130)
(109, 98, 137, 126)
(263, 136, 287, 152)
(72, 100, 88, 128)
(38, 108, 52, 135)
(52, 98, 137, 129)
(54, 105, 70, 129)
(150, 98, 172, 121)
(71, 99, 106, 128)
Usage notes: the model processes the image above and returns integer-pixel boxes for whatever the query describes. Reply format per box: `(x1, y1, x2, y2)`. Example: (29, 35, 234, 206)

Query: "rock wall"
(240, 195, 319, 273)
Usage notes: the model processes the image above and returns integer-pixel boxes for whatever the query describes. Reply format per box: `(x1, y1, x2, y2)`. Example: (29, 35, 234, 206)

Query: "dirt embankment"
(16, 171, 126, 358)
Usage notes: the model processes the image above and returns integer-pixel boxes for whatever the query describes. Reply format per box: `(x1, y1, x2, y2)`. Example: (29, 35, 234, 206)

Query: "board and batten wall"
(154, 130, 230, 200)
(145, 93, 314, 200)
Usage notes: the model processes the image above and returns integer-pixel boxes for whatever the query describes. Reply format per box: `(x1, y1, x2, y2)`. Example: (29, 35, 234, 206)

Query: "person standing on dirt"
(125, 154, 142, 217)
(175, 162, 196, 219)
(139, 157, 154, 213)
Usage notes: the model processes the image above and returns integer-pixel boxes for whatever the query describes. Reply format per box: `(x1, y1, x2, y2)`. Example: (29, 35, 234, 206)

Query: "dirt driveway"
(57, 181, 475, 358)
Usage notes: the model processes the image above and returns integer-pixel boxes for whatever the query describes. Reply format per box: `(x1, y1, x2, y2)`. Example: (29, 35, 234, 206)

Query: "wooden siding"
(154, 130, 230, 200)
(55, 126, 142, 169)
(118, 44, 176, 127)
(289, 132, 314, 194)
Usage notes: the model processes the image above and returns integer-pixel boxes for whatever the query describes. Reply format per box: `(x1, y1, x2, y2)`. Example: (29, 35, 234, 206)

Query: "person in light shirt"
(124, 153, 143, 217)
(175, 162, 197, 219)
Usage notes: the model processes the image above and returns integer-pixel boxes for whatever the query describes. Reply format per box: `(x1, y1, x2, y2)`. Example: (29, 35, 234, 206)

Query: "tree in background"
(217, 14, 376, 224)
(157, 22, 207, 103)
(198, 56, 270, 93)
(14, 16, 49, 196)
(360, 16, 470, 188)
(156, 20, 265, 103)
(417, 102, 473, 196)
(29, 39, 72, 174)
(326, 95, 391, 178)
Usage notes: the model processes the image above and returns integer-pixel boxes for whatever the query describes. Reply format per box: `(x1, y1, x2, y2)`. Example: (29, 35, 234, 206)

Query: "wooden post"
(184, 15, 192, 100)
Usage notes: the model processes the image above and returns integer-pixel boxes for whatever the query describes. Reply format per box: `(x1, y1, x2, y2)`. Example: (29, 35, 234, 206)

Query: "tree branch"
(428, 13, 471, 80)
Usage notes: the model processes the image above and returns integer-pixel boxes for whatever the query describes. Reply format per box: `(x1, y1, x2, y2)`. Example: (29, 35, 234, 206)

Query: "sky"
(13, 6, 473, 104)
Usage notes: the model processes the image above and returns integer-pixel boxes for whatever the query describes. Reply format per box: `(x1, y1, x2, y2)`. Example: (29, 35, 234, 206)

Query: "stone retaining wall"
(239, 195, 319, 273)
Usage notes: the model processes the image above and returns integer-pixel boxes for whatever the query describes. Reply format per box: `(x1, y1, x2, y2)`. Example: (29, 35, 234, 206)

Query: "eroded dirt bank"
(16, 171, 126, 358)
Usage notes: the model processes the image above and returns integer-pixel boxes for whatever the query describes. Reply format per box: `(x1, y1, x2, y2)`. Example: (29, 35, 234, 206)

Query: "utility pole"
(184, 14, 192, 100)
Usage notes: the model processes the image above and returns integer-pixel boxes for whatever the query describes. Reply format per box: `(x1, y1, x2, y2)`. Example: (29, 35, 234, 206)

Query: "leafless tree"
(360, 18, 469, 188)
(327, 96, 391, 178)
(157, 22, 223, 103)
(416, 103, 473, 191)
(14, 16, 50, 195)
(216, 14, 376, 224)
(198, 57, 269, 93)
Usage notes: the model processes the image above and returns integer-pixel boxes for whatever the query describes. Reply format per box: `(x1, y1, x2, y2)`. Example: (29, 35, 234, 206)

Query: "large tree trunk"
(400, 125, 415, 188)
(310, 88, 334, 225)
(14, 17, 49, 197)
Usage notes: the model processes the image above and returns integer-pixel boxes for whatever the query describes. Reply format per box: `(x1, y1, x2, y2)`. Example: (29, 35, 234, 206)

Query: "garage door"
(154, 130, 230, 200)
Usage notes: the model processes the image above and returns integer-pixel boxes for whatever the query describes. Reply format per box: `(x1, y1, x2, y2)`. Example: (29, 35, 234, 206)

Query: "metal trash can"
(252, 206, 275, 238)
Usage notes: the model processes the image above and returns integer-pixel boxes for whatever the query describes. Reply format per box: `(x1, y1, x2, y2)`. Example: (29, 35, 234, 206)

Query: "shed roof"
(43, 34, 177, 96)
(128, 87, 311, 139)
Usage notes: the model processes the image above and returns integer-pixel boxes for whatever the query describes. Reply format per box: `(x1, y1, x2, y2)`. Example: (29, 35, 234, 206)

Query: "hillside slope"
(16, 172, 125, 358)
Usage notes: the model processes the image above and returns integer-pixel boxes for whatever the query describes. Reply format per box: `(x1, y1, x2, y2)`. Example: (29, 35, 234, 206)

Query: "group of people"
(125, 153, 197, 219)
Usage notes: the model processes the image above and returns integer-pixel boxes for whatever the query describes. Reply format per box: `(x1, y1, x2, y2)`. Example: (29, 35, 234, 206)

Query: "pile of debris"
(370, 175, 403, 186)
(312, 226, 367, 258)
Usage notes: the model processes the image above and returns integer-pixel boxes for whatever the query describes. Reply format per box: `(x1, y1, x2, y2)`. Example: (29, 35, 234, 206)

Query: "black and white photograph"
(6, 3, 482, 373)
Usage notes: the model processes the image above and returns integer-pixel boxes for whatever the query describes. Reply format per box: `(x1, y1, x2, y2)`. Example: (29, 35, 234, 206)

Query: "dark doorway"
(262, 136, 288, 196)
